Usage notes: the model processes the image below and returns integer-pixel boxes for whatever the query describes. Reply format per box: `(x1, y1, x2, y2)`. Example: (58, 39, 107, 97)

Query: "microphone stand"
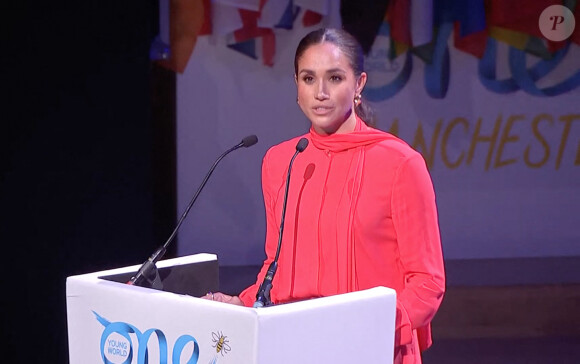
(128, 135, 258, 288)
(254, 138, 308, 307)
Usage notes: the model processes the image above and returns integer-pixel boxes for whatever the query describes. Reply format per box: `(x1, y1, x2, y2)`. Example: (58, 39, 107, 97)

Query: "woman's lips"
(312, 106, 333, 115)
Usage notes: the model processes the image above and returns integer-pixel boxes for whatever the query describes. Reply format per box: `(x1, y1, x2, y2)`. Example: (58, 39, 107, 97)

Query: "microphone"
(253, 137, 309, 308)
(128, 135, 259, 287)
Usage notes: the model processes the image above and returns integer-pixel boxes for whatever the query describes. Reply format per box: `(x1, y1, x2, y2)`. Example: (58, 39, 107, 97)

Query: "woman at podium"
(206, 28, 446, 364)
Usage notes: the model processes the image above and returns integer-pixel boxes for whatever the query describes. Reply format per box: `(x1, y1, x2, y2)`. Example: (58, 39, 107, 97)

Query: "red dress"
(239, 117, 445, 363)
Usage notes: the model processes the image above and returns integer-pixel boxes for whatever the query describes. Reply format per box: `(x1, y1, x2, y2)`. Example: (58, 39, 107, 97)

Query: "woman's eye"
(302, 76, 314, 83)
(330, 75, 343, 82)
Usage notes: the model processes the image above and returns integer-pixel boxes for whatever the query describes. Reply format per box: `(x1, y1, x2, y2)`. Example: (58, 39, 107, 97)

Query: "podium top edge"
(256, 286, 397, 316)
(66, 253, 218, 280)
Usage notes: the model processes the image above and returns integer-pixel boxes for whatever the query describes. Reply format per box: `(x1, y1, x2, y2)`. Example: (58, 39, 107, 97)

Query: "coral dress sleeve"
(239, 148, 280, 307)
(392, 153, 446, 348)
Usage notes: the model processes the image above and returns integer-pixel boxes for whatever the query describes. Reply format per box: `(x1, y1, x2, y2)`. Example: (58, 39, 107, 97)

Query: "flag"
(489, 26, 529, 50)
(452, 0, 488, 58)
(302, 10, 323, 27)
(228, 1, 276, 66)
(212, 2, 244, 36)
(341, 0, 391, 54)
(387, 0, 411, 46)
(295, 0, 328, 16)
(259, 0, 293, 29)
(157, 0, 207, 73)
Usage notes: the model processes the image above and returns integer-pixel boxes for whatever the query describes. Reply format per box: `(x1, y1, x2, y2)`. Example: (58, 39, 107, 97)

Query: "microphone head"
(241, 135, 258, 148)
(296, 137, 309, 152)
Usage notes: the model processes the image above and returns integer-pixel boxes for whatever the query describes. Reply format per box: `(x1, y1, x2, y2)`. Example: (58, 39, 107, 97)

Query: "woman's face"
(295, 42, 366, 135)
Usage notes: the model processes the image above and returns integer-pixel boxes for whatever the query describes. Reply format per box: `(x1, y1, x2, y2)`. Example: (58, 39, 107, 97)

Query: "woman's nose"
(315, 81, 329, 100)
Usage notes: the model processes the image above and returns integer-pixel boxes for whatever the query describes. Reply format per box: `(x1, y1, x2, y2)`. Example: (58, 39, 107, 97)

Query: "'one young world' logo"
(104, 332, 130, 361)
(93, 311, 200, 364)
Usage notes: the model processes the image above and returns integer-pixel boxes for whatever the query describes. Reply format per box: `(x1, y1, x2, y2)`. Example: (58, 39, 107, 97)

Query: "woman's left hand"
(201, 291, 244, 306)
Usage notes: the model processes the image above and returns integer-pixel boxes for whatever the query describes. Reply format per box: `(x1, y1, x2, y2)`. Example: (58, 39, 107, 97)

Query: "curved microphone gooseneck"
(128, 135, 259, 288)
(253, 137, 309, 308)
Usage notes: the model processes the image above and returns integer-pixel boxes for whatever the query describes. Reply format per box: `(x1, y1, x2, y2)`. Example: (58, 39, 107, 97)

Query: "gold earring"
(354, 94, 362, 106)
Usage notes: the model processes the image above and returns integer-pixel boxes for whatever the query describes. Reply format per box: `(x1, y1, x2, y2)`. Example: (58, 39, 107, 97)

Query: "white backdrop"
(176, 24, 580, 265)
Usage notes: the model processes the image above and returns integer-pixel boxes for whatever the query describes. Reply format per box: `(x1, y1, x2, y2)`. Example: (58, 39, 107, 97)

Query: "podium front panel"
(256, 287, 396, 364)
(67, 254, 397, 364)
(66, 254, 257, 363)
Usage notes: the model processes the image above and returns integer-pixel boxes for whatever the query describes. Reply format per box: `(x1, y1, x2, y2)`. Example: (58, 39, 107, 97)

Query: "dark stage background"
(2, 1, 175, 362)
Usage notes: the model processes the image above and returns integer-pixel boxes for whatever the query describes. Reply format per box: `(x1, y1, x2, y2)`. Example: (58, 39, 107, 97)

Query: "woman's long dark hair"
(294, 28, 376, 126)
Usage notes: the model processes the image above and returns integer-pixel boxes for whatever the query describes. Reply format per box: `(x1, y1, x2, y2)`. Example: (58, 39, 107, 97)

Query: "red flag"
(487, 0, 569, 53)
(302, 10, 323, 27)
(199, 0, 212, 35)
(387, 0, 411, 46)
(454, 22, 488, 58)
(158, 0, 207, 73)
(232, 2, 276, 66)
(487, 0, 559, 39)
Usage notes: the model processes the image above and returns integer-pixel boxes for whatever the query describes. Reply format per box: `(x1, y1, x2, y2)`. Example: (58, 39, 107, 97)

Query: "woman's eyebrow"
(298, 68, 347, 75)
(325, 68, 347, 74)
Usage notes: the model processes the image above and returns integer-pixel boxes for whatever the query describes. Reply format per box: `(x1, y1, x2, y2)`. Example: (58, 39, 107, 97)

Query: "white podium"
(66, 254, 397, 364)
